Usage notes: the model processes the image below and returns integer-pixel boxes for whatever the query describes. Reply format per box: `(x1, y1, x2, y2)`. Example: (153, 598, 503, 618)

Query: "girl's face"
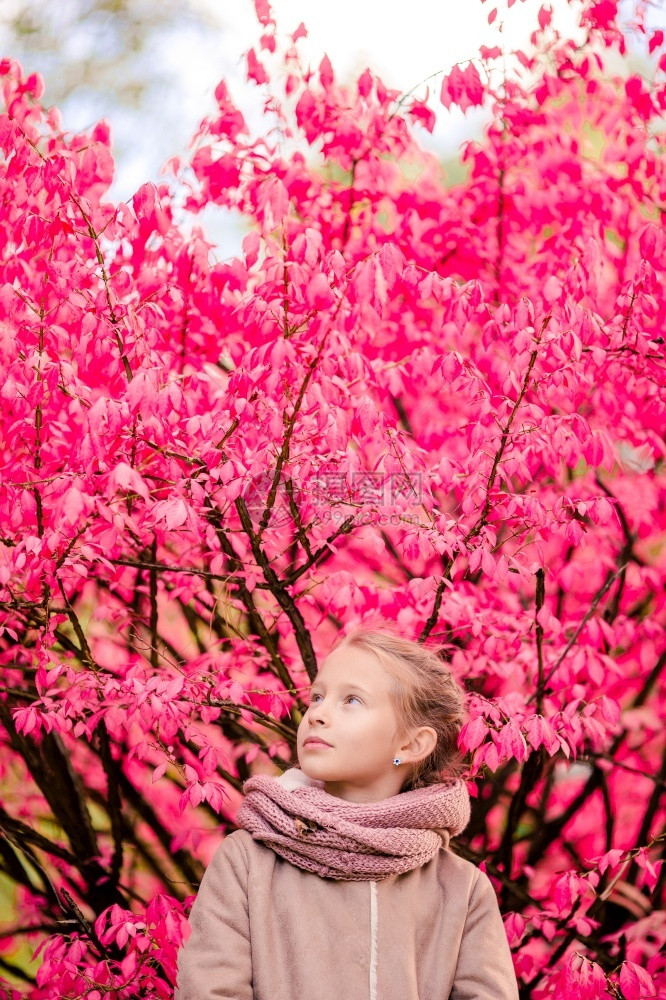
(296, 645, 407, 802)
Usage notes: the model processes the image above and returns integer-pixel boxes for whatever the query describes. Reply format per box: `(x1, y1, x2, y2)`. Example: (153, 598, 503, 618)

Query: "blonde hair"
(329, 626, 466, 790)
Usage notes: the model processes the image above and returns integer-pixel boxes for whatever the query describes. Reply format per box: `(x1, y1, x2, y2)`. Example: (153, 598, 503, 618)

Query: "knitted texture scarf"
(236, 768, 471, 881)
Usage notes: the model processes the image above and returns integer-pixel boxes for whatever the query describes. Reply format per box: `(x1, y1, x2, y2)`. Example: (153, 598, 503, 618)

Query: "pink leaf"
(357, 68, 373, 98)
(319, 55, 334, 90)
(61, 487, 86, 525)
(600, 696, 620, 726)
(648, 29, 664, 54)
(229, 681, 245, 703)
(460, 716, 487, 752)
(165, 499, 188, 529)
(378, 243, 404, 286)
(108, 463, 150, 501)
(440, 63, 484, 112)
(408, 100, 436, 132)
(247, 48, 268, 86)
(306, 273, 335, 310)
(619, 962, 656, 1000)
(253, 0, 273, 26)
(152, 762, 167, 783)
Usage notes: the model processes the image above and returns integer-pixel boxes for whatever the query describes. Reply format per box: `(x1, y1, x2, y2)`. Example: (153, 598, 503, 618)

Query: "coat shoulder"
(213, 828, 276, 873)
(217, 828, 254, 858)
(435, 847, 486, 894)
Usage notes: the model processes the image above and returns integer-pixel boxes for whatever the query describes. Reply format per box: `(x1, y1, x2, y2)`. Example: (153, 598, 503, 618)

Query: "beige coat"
(175, 829, 519, 1000)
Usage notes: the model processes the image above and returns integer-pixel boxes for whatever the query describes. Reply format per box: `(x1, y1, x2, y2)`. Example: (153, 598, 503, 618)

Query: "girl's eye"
(308, 692, 361, 706)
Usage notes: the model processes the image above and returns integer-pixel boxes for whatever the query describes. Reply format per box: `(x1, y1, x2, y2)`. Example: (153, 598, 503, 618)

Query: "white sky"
(13, 0, 650, 247)
(114, 0, 585, 199)
(233, 0, 580, 85)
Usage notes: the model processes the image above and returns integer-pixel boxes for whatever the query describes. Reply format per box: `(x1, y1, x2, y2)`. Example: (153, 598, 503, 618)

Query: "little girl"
(175, 628, 519, 999)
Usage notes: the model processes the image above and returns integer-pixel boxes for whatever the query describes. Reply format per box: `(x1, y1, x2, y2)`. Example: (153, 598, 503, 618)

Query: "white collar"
(275, 767, 324, 792)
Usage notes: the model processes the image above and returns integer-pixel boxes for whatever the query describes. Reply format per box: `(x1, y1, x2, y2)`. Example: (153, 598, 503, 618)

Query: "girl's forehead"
(315, 647, 390, 688)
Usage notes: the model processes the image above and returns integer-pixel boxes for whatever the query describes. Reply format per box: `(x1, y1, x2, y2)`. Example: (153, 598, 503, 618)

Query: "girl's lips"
(303, 737, 332, 749)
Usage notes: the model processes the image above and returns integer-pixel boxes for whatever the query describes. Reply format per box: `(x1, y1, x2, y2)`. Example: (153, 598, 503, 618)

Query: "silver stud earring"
(393, 757, 402, 766)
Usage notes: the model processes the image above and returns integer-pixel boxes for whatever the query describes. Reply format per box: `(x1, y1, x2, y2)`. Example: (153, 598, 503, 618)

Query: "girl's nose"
(308, 701, 327, 725)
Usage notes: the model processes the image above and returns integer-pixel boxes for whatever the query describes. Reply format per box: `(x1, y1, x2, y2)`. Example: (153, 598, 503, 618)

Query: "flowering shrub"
(0, 0, 664, 996)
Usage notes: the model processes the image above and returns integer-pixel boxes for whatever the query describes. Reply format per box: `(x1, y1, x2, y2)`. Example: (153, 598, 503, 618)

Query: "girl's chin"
(298, 759, 335, 780)
(299, 758, 323, 774)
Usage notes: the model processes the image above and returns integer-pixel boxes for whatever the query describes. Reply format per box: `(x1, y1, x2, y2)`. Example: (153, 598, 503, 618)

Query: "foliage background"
(0, 0, 665, 998)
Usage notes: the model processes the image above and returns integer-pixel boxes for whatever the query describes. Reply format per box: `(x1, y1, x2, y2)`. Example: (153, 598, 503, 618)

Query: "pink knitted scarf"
(236, 768, 471, 881)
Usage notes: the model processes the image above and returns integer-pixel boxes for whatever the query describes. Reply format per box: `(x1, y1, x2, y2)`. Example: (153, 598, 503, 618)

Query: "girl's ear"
(400, 726, 437, 765)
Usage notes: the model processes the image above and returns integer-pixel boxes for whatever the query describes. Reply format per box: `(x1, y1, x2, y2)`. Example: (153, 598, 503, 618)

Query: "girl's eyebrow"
(310, 682, 371, 696)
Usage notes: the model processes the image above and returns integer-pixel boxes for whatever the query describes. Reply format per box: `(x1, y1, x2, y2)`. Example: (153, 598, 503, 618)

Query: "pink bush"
(0, 1, 664, 996)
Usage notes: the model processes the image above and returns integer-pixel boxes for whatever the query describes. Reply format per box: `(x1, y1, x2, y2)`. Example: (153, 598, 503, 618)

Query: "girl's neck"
(322, 774, 405, 802)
